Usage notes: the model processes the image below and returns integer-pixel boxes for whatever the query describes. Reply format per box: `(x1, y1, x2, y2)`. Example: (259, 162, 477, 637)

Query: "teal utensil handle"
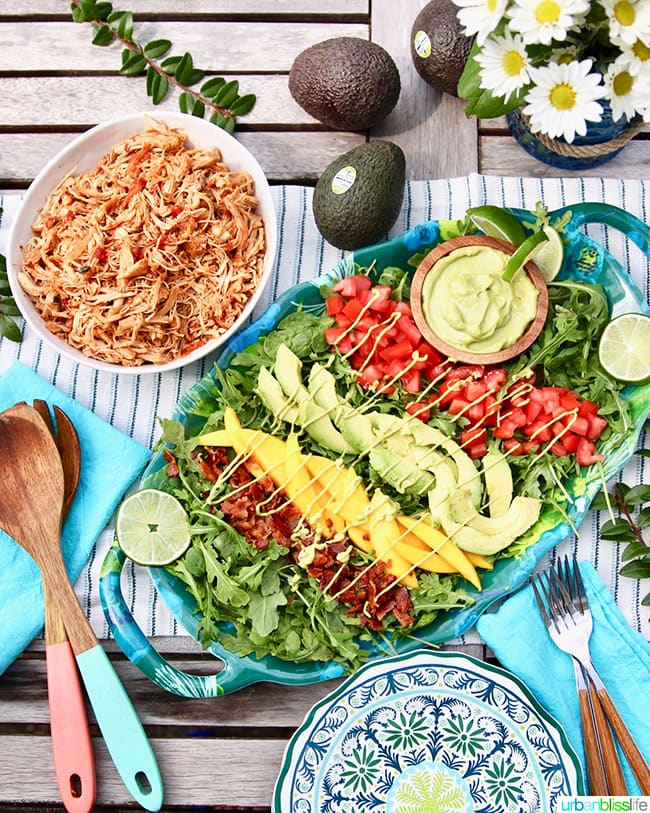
(99, 542, 345, 696)
(75, 645, 164, 811)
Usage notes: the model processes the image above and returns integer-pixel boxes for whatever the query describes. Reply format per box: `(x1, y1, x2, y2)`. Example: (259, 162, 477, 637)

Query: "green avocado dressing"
(421, 245, 538, 354)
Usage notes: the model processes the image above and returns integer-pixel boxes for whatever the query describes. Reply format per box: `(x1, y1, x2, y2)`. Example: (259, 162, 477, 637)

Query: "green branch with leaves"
(591, 439, 650, 606)
(70, 0, 256, 132)
(0, 250, 22, 342)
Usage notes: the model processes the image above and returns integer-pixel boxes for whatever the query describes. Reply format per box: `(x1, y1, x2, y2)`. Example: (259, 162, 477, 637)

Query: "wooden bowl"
(410, 235, 549, 365)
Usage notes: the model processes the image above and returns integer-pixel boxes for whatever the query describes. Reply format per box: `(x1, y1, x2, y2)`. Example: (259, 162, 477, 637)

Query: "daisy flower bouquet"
(453, 0, 650, 144)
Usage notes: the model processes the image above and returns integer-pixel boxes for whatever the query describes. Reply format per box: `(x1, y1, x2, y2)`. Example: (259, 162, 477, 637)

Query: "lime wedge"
(502, 230, 548, 282)
(116, 488, 191, 566)
(598, 312, 650, 383)
(532, 226, 564, 281)
(467, 205, 527, 246)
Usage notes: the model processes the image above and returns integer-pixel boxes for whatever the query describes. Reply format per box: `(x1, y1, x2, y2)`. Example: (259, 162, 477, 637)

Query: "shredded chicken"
(19, 118, 267, 366)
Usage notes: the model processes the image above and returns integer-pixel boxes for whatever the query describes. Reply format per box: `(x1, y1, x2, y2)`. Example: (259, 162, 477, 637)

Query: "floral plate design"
(273, 649, 583, 812)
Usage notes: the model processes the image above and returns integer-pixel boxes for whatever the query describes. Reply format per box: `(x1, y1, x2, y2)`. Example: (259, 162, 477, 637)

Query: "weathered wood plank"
(0, 75, 309, 127)
(369, 0, 477, 180)
(3, 0, 368, 15)
(0, 735, 284, 808)
(0, 131, 365, 186)
(480, 135, 650, 179)
(0, 21, 368, 72)
(0, 656, 343, 727)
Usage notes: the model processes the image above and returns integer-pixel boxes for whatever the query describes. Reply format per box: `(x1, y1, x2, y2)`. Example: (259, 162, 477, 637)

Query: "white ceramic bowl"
(6, 112, 277, 375)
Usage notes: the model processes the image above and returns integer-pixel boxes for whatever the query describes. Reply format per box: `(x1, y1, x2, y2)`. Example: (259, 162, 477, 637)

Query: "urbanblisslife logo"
(556, 797, 650, 812)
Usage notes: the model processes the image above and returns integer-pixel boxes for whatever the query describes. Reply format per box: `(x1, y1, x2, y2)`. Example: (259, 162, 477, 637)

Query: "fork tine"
(570, 558, 589, 614)
(531, 575, 552, 628)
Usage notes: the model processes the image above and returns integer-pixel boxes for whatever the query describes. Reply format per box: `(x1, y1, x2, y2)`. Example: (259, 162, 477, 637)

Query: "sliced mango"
(396, 514, 481, 590)
(464, 552, 494, 570)
(284, 433, 333, 538)
(223, 408, 287, 486)
(395, 541, 458, 573)
(368, 514, 418, 588)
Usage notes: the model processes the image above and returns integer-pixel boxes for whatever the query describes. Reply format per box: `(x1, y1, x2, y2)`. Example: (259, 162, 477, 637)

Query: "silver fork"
(557, 557, 650, 795)
(532, 561, 627, 795)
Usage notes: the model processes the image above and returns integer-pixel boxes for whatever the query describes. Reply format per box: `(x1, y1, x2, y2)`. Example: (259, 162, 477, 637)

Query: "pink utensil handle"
(46, 641, 96, 813)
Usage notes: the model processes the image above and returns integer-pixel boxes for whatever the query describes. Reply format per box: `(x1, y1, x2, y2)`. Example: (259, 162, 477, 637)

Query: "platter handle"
(99, 542, 345, 696)
(560, 202, 650, 261)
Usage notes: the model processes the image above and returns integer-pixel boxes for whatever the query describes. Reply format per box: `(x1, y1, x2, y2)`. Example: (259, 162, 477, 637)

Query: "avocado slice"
(256, 367, 299, 424)
(482, 450, 513, 518)
(440, 488, 541, 555)
(369, 447, 435, 496)
(272, 344, 354, 455)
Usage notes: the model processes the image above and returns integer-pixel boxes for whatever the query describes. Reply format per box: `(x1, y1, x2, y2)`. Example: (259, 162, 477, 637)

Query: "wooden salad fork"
(0, 402, 164, 811)
(31, 399, 96, 813)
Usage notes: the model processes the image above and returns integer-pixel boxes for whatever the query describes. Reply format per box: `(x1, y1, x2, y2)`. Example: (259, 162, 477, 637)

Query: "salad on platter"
(116, 202, 650, 679)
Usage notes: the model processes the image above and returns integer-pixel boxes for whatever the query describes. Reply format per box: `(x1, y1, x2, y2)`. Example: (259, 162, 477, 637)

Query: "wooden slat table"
(0, 2, 648, 811)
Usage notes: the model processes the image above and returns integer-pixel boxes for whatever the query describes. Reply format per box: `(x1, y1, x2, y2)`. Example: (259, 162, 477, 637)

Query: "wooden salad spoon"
(30, 399, 96, 813)
(0, 403, 164, 811)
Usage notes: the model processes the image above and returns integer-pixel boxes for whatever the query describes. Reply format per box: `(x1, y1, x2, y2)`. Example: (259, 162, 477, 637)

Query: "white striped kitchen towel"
(0, 173, 648, 645)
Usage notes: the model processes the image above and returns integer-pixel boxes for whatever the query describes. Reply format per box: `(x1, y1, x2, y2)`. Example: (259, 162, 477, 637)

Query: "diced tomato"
(484, 367, 508, 391)
(342, 297, 366, 321)
(560, 392, 581, 412)
(326, 295, 346, 316)
(567, 415, 589, 436)
(443, 365, 484, 382)
(395, 314, 421, 345)
(367, 284, 393, 311)
(401, 368, 422, 393)
(357, 364, 383, 388)
(332, 275, 371, 297)
(578, 399, 600, 417)
(561, 432, 580, 453)
(575, 437, 603, 467)
(524, 420, 553, 443)
(509, 406, 527, 427)
(550, 442, 570, 456)
(525, 399, 544, 423)
(335, 313, 353, 330)
(406, 399, 432, 422)
(466, 380, 487, 402)
(324, 326, 346, 345)
(494, 418, 517, 439)
(448, 397, 469, 415)
(380, 339, 413, 363)
(586, 413, 608, 440)
(467, 401, 485, 423)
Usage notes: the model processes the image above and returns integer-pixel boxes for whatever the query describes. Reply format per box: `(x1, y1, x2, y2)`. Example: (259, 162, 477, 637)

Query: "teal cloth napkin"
(0, 361, 151, 675)
(477, 561, 650, 795)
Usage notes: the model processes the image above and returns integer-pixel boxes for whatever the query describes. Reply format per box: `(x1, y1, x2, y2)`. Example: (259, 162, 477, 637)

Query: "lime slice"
(532, 226, 564, 281)
(502, 230, 548, 282)
(116, 488, 191, 566)
(467, 205, 527, 246)
(598, 312, 650, 383)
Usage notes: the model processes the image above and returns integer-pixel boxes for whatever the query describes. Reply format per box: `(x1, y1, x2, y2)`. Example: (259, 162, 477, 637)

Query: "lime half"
(116, 488, 191, 566)
(502, 230, 548, 282)
(532, 226, 564, 281)
(598, 313, 650, 383)
(467, 205, 527, 246)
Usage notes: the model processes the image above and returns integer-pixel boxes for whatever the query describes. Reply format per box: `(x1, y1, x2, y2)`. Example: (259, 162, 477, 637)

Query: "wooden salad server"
(0, 403, 164, 811)
(31, 399, 96, 813)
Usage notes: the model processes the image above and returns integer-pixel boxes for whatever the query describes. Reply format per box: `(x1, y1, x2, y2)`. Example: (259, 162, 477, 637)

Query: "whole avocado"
(289, 37, 400, 131)
(411, 0, 474, 96)
(313, 141, 405, 251)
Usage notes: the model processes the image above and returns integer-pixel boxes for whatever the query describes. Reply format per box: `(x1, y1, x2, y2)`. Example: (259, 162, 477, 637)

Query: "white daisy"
(452, 0, 509, 46)
(623, 37, 650, 75)
(476, 31, 532, 102)
(603, 54, 649, 120)
(523, 59, 607, 142)
(507, 0, 591, 45)
(598, 0, 650, 47)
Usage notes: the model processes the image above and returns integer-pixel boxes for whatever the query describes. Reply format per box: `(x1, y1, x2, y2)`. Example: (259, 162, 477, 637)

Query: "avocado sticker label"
(413, 30, 431, 59)
(331, 166, 357, 195)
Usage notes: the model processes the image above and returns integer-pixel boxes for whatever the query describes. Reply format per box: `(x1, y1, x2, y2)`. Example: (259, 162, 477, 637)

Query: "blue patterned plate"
(273, 649, 584, 812)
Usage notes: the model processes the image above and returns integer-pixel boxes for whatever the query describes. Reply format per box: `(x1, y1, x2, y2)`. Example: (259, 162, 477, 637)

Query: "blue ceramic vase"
(506, 104, 642, 170)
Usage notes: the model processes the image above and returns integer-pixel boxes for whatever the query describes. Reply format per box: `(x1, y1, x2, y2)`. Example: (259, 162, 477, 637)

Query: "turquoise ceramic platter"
(100, 202, 650, 696)
(272, 649, 584, 811)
